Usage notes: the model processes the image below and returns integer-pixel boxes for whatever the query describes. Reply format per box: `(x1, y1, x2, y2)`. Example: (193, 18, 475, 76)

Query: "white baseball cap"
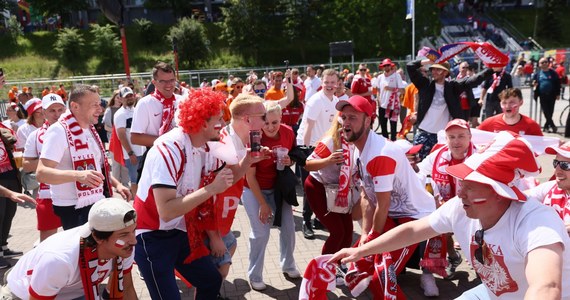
(80, 198, 137, 238)
(120, 86, 134, 98)
(545, 141, 570, 158)
(41, 93, 65, 110)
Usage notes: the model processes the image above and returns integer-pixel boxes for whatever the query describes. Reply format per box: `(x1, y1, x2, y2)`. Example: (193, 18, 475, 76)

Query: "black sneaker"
(302, 223, 315, 240)
(0, 257, 11, 269)
(3, 248, 23, 258)
(312, 218, 325, 230)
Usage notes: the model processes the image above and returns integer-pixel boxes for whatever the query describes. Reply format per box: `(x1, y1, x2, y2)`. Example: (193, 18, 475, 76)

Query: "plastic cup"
(275, 147, 288, 170)
(13, 151, 23, 169)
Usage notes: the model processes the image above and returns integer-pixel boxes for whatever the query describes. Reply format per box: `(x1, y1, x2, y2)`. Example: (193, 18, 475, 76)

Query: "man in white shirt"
(2, 198, 137, 300)
(303, 65, 321, 100)
(297, 68, 339, 239)
(331, 131, 570, 300)
(114, 86, 145, 197)
(36, 85, 130, 230)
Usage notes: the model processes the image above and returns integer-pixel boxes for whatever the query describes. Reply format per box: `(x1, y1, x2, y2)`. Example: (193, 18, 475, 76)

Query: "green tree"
(538, 0, 562, 43)
(6, 15, 23, 45)
(28, 0, 88, 17)
(54, 28, 86, 74)
(90, 24, 122, 72)
(218, 0, 272, 63)
(166, 17, 210, 69)
(133, 18, 154, 43)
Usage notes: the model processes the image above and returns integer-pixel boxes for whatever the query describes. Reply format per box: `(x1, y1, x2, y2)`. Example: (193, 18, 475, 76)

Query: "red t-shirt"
(281, 104, 304, 127)
(245, 124, 295, 190)
(477, 113, 543, 136)
(351, 77, 372, 102)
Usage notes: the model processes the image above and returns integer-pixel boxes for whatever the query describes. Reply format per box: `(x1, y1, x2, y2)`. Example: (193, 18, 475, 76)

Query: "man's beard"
(345, 119, 367, 142)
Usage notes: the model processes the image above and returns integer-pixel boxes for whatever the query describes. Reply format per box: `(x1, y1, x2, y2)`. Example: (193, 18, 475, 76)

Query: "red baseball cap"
(545, 141, 570, 158)
(445, 119, 470, 132)
(336, 95, 374, 117)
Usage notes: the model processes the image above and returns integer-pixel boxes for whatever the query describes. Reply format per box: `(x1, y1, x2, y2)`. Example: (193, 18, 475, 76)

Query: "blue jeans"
(124, 155, 142, 183)
(242, 188, 297, 283)
(413, 129, 438, 161)
(135, 229, 222, 300)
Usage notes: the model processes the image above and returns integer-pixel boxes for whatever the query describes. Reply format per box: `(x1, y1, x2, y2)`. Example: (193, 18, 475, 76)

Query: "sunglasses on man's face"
(474, 229, 486, 265)
(553, 159, 570, 171)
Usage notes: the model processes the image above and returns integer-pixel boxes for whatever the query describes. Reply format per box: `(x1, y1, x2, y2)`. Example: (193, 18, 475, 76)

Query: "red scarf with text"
(420, 235, 448, 277)
(487, 69, 505, 95)
(36, 121, 52, 199)
(543, 183, 570, 221)
(152, 90, 176, 135)
(336, 136, 351, 210)
(431, 143, 475, 202)
(59, 112, 112, 208)
(79, 238, 123, 300)
(384, 88, 400, 122)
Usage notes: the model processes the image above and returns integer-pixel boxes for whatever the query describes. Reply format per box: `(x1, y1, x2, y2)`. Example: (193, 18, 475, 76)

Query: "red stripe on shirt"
(366, 156, 397, 177)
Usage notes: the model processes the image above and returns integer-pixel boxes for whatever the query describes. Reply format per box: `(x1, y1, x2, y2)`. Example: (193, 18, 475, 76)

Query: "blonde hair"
(229, 94, 263, 117)
(323, 112, 342, 150)
(264, 101, 282, 116)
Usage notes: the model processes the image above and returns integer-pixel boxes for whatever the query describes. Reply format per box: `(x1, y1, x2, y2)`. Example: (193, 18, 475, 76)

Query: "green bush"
(89, 24, 122, 72)
(54, 28, 86, 75)
(166, 17, 210, 69)
(6, 15, 23, 45)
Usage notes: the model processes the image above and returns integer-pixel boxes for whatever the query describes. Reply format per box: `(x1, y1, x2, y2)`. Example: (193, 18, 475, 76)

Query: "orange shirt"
(264, 88, 284, 101)
(402, 84, 418, 113)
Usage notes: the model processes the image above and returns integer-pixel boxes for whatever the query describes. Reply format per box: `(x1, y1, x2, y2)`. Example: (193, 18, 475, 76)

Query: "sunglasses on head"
(553, 159, 570, 171)
(474, 229, 486, 265)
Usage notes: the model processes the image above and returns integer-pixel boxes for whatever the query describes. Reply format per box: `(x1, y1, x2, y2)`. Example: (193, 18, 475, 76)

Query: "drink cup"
(249, 130, 262, 158)
(13, 151, 22, 169)
(335, 149, 344, 165)
(275, 147, 288, 170)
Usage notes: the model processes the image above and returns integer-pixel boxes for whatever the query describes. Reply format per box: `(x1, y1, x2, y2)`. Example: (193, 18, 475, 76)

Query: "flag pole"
(412, 0, 415, 60)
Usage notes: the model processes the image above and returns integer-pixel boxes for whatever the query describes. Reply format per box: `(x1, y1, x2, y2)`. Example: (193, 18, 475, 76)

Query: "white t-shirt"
(16, 123, 39, 150)
(40, 122, 104, 207)
(378, 72, 406, 109)
(135, 128, 206, 234)
(23, 129, 40, 159)
(296, 91, 338, 146)
(356, 131, 435, 219)
(7, 225, 135, 300)
(419, 83, 451, 134)
(304, 76, 321, 100)
(130, 93, 181, 137)
(2, 119, 25, 132)
(113, 106, 145, 157)
(430, 197, 570, 299)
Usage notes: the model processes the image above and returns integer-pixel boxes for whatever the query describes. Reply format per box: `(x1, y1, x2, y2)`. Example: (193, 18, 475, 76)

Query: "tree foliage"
(6, 15, 23, 45)
(144, 0, 193, 19)
(538, 0, 562, 42)
(28, 0, 88, 17)
(133, 18, 154, 43)
(89, 24, 122, 68)
(166, 17, 210, 69)
(54, 28, 86, 74)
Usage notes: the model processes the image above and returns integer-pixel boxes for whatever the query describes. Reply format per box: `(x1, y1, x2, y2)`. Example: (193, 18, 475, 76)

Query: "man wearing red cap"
(336, 95, 435, 298)
(526, 141, 570, 234)
(407, 59, 495, 160)
(478, 88, 543, 136)
(331, 131, 570, 299)
(377, 59, 405, 141)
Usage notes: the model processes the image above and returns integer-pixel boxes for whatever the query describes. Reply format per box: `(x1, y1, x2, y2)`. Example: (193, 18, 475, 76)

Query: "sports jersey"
(7, 225, 134, 299)
(130, 93, 181, 137)
(134, 127, 206, 234)
(296, 91, 338, 146)
(307, 136, 344, 184)
(244, 124, 295, 190)
(351, 75, 372, 102)
(304, 76, 321, 100)
(430, 197, 570, 299)
(40, 122, 104, 207)
(525, 180, 570, 224)
(478, 113, 543, 136)
(281, 104, 304, 127)
(24, 128, 50, 199)
(113, 106, 146, 157)
(356, 131, 435, 219)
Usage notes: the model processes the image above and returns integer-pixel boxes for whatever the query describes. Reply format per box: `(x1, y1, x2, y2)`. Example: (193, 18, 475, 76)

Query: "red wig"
(178, 88, 225, 134)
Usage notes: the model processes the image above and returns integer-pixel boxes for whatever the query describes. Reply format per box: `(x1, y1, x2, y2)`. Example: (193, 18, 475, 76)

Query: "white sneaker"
(420, 273, 439, 297)
(250, 280, 267, 291)
(284, 269, 302, 279)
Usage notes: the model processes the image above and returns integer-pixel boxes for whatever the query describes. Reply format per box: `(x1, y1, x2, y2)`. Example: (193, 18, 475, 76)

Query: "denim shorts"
(205, 231, 237, 268)
(124, 155, 142, 183)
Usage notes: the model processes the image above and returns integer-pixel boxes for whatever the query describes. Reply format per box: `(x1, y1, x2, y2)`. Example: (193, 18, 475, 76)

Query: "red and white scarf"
(79, 238, 123, 300)
(420, 235, 448, 277)
(299, 255, 337, 300)
(544, 183, 570, 223)
(431, 143, 475, 202)
(487, 69, 505, 95)
(59, 112, 112, 208)
(36, 121, 51, 199)
(335, 136, 351, 210)
(152, 90, 176, 135)
(0, 123, 14, 174)
(456, 73, 471, 110)
(384, 88, 400, 122)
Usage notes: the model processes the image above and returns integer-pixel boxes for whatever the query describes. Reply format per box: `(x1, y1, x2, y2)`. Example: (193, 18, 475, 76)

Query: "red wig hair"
(178, 88, 225, 134)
